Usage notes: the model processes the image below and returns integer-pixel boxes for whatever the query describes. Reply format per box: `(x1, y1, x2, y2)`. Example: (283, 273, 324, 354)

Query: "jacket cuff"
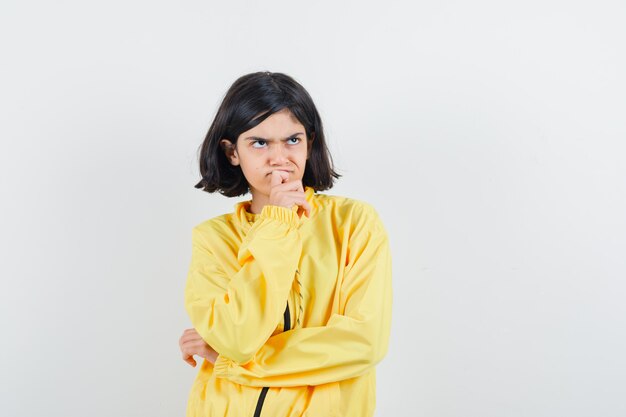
(213, 354, 231, 378)
(259, 204, 299, 228)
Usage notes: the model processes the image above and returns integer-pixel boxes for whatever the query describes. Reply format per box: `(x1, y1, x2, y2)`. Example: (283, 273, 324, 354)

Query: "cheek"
(242, 165, 267, 181)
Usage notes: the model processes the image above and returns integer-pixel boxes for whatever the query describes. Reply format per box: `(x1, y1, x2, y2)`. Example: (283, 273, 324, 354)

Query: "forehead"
(245, 109, 304, 137)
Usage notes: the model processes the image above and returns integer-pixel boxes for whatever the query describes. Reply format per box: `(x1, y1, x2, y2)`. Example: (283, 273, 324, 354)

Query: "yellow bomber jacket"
(184, 186, 393, 417)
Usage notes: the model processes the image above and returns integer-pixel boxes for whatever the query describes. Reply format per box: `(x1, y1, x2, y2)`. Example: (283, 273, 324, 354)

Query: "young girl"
(178, 71, 393, 417)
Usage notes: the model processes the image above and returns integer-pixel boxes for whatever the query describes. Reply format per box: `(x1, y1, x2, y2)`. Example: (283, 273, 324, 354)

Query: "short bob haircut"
(194, 71, 341, 197)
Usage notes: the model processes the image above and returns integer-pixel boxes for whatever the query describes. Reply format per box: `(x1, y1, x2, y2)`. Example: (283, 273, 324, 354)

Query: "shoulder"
(313, 192, 385, 231)
(190, 212, 238, 245)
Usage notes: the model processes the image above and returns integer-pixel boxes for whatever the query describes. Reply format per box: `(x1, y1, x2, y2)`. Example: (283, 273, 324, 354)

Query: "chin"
(249, 184, 270, 195)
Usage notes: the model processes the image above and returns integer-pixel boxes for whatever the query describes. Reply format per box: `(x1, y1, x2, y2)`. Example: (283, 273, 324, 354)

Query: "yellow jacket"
(184, 186, 393, 417)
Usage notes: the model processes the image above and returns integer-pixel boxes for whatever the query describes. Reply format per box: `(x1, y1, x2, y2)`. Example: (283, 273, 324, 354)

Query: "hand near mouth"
(268, 170, 311, 217)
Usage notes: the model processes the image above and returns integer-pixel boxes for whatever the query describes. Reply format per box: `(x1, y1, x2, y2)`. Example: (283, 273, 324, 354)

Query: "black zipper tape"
(253, 301, 290, 417)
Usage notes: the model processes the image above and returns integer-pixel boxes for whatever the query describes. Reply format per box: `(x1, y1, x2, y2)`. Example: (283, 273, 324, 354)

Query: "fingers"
(268, 171, 309, 217)
(296, 200, 312, 218)
(179, 328, 218, 365)
(179, 328, 200, 366)
(179, 328, 199, 345)
(180, 330, 205, 346)
(183, 355, 197, 367)
(270, 171, 302, 191)
(270, 170, 292, 187)
(181, 342, 217, 366)
(270, 170, 286, 187)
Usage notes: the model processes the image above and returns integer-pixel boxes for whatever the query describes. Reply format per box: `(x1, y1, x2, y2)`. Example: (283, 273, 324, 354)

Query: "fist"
(268, 170, 311, 217)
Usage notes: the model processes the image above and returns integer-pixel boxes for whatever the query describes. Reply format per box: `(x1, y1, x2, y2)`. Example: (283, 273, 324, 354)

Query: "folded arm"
(184, 205, 302, 365)
(213, 205, 393, 386)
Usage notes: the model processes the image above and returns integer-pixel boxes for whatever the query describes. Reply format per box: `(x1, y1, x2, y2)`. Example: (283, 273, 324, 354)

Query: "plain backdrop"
(1, 1, 625, 416)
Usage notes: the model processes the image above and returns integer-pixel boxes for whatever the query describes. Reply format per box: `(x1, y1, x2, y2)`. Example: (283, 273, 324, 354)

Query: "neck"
(248, 188, 269, 214)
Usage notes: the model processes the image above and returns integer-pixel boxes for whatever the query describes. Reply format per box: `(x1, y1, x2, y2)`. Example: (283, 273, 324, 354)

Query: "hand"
(268, 170, 311, 218)
(179, 328, 218, 367)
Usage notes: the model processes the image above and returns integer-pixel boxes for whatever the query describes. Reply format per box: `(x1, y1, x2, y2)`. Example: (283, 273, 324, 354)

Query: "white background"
(1, 1, 625, 416)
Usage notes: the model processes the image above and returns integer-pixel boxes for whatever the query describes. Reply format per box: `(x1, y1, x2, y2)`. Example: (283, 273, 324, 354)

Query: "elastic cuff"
(259, 204, 300, 228)
(213, 355, 231, 378)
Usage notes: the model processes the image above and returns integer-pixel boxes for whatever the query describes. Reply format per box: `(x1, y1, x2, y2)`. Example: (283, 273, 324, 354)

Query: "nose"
(269, 143, 289, 165)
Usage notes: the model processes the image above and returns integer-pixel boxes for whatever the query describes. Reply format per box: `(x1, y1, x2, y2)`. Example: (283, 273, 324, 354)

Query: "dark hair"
(194, 71, 341, 197)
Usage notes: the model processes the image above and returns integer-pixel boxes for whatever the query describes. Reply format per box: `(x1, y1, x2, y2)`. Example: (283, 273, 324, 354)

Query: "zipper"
(252, 387, 269, 417)
(253, 300, 291, 417)
(283, 299, 291, 332)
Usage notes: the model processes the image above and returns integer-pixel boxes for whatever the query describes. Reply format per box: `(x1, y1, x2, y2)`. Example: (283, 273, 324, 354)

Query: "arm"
(213, 205, 393, 387)
(184, 205, 302, 365)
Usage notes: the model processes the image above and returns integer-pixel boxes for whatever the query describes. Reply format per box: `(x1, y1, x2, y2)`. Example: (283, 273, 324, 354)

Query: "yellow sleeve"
(213, 205, 393, 387)
(184, 204, 302, 365)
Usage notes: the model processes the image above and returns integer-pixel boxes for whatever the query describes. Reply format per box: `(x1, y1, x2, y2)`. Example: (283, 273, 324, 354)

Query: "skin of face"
(220, 108, 313, 213)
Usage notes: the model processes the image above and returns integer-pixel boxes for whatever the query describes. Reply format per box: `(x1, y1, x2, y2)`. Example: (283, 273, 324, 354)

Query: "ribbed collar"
(234, 186, 316, 233)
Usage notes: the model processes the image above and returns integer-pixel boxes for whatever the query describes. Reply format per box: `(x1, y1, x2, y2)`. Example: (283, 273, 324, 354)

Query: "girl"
(179, 71, 393, 417)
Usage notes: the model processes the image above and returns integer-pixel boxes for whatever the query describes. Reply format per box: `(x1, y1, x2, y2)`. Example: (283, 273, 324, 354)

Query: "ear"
(220, 139, 240, 166)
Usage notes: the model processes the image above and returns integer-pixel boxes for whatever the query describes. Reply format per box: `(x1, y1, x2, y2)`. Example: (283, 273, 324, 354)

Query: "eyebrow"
(244, 132, 305, 141)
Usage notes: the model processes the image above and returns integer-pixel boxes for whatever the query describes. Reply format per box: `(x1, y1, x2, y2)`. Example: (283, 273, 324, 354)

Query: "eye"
(251, 140, 267, 148)
(287, 137, 301, 144)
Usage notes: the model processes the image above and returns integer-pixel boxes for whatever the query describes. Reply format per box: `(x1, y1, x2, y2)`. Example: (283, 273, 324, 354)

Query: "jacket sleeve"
(184, 205, 302, 365)
(212, 205, 393, 387)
